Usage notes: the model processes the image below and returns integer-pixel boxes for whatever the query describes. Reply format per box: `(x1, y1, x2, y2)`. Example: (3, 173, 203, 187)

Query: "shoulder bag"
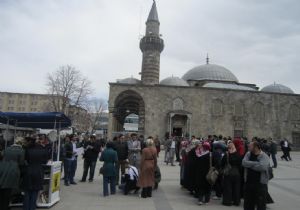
(206, 152, 219, 185)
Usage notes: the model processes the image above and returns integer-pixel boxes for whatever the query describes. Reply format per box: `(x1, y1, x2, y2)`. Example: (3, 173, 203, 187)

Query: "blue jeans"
(23, 190, 38, 210)
(103, 176, 116, 196)
(64, 159, 72, 184)
(70, 158, 77, 182)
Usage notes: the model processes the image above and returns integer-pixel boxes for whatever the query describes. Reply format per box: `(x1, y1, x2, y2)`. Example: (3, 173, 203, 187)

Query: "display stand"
(37, 161, 62, 208)
(9, 161, 62, 208)
(1, 112, 71, 209)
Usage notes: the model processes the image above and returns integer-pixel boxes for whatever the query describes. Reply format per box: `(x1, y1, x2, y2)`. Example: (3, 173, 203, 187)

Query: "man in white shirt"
(121, 160, 140, 195)
(70, 135, 79, 184)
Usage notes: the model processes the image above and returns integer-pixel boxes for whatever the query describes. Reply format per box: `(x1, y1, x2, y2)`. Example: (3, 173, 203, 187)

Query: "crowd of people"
(178, 135, 291, 209)
(0, 131, 294, 210)
(99, 134, 161, 198)
(0, 136, 51, 210)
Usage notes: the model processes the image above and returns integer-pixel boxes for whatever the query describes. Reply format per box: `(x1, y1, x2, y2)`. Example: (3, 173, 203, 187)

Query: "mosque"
(108, 1, 300, 147)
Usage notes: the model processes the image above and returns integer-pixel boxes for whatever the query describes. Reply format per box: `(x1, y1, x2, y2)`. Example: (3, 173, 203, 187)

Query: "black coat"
(184, 148, 197, 191)
(113, 141, 128, 161)
(64, 141, 74, 159)
(22, 145, 48, 191)
(221, 151, 242, 176)
(83, 141, 100, 161)
(194, 152, 210, 193)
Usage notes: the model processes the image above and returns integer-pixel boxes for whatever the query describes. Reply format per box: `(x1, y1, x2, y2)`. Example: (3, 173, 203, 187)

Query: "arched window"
(253, 102, 264, 120)
(290, 104, 300, 121)
(212, 99, 223, 116)
(173, 98, 184, 110)
(234, 102, 244, 116)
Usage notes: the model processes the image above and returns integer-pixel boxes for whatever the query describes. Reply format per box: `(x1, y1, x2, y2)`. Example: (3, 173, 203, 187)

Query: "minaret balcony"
(140, 35, 164, 52)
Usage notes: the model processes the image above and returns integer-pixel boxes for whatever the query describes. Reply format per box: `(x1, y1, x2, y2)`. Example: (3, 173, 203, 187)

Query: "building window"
(31, 101, 38, 106)
(8, 100, 14, 104)
(18, 107, 25, 111)
(234, 103, 244, 116)
(212, 99, 223, 116)
(8, 107, 14, 111)
(253, 102, 264, 120)
(173, 98, 184, 110)
(234, 130, 243, 138)
(290, 104, 300, 121)
(31, 108, 37, 112)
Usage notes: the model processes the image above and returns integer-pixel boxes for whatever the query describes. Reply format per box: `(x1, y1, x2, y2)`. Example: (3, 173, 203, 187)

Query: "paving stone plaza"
(12, 152, 299, 210)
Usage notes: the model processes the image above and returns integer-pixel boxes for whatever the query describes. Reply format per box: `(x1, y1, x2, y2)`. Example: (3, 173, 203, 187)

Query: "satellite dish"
(3, 130, 14, 142)
(48, 130, 58, 142)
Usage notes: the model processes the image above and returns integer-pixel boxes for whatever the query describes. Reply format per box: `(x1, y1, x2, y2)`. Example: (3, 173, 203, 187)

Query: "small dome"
(182, 64, 239, 83)
(203, 82, 256, 91)
(117, 77, 141, 84)
(261, 83, 294, 94)
(160, 76, 189, 86)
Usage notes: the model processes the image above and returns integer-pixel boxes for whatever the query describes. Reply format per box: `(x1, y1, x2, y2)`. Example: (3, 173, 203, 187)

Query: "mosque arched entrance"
(111, 90, 145, 136)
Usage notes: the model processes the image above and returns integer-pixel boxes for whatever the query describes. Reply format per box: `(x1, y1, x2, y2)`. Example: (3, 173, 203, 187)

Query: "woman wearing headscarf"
(179, 140, 189, 186)
(138, 139, 157, 198)
(183, 139, 198, 193)
(193, 141, 211, 205)
(221, 141, 242, 206)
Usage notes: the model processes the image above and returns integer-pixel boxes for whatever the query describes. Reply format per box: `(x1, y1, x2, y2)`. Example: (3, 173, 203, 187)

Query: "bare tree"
(87, 98, 107, 134)
(46, 65, 93, 115)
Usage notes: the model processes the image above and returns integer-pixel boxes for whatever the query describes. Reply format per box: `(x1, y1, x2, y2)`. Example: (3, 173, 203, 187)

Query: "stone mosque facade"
(108, 1, 300, 147)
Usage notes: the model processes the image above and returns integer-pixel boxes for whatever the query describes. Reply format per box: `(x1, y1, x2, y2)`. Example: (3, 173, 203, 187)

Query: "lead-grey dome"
(203, 82, 256, 91)
(117, 77, 141, 84)
(261, 83, 294, 94)
(160, 76, 189, 86)
(182, 64, 239, 83)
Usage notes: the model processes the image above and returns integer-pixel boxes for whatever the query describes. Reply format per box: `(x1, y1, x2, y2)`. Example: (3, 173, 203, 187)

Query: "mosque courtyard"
(13, 152, 300, 210)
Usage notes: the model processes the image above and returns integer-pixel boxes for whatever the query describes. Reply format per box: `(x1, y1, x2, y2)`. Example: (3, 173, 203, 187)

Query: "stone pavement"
(13, 152, 300, 210)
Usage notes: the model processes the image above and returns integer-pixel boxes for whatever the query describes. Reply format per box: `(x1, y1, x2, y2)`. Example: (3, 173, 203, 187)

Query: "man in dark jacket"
(242, 141, 270, 210)
(269, 139, 277, 168)
(113, 134, 128, 185)
(81, 135, 100, 182)
(0, 140, 25, 210)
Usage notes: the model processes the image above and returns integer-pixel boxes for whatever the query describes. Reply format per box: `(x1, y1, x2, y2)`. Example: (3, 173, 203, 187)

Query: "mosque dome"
(261, 83, 294, 94)
(203, 82, 256, 91)
(182, 64, 239, 83)
(160, 76, 189, 86)
(117, 77, 141, 84)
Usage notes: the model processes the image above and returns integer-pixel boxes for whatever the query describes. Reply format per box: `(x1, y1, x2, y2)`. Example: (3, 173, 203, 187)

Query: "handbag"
(99, 166, 104, 175)
(206, 153, 219, 185)
(223, 152, 232, 176)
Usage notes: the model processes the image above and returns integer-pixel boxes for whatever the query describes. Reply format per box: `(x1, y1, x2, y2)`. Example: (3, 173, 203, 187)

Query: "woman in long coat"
(138, 139, 157, 198)
(221, 142, 242, 206)
(193, 141, 211, 205)
(100, 141, 118, 197)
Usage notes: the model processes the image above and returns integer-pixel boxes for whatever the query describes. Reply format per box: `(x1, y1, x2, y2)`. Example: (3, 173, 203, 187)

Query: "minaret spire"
(147, 0, 159, 23)
(140, 1, 164, 85)
(206, 53, 210, 64)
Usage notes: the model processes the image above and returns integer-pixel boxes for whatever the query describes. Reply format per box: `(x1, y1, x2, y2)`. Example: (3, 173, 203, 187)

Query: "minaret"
(140, 0, 164, 85)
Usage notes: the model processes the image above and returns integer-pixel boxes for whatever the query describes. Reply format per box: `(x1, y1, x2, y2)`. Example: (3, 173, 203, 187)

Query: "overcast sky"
(0, 0, 299, 99)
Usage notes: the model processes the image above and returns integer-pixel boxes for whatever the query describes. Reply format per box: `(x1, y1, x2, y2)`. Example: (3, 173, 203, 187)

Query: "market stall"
(0, 112, 71, 208)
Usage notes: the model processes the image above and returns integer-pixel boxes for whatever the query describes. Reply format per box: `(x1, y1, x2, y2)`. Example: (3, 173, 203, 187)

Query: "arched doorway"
(111, 90, 145, 136)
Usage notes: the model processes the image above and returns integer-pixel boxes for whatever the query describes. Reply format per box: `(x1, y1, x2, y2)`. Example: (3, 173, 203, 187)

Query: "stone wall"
(108, 83, 300, 144)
